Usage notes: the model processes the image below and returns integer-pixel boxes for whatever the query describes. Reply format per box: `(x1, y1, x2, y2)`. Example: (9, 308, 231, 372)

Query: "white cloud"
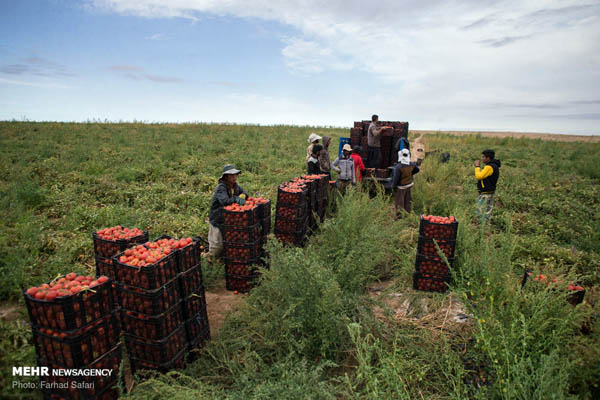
(87, 0, 600, 133)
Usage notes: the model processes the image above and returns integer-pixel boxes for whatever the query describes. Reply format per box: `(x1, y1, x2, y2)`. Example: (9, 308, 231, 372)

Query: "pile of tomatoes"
(33, 313, 120, 367)
(122, 305, 184, 341)
(96, 226, 144, 241)
(126, 325, 187, 364)
(420, 215, 458, 238)
(25, 274, 113, 331)
(413, 273, 449, 293)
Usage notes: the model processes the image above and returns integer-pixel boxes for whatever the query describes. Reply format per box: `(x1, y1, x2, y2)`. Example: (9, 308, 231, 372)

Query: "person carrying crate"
(205, 164, 249, 259)
(367, 115, 392, 168)
(332, 144, 356, 193)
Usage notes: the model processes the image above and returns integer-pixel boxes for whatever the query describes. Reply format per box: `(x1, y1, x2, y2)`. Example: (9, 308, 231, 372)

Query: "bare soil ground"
(205, 287, 246, 335)
(411, 130, 600, 143)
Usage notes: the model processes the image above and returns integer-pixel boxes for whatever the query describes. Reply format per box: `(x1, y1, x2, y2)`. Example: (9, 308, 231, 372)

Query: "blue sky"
(1, 0, 599, 134)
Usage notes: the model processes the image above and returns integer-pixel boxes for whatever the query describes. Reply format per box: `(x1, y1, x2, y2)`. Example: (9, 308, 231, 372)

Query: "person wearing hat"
(205, 164, 249, 258)
(306, 132, 322, 164)
(391, 148, 420, 216)
(332, 144, 356, 194)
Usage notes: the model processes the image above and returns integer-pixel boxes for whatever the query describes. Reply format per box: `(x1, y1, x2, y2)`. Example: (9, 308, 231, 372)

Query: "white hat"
(398, 149, 411, 164)
(308, 133, 322, 143)
(342, 144, 352, 152)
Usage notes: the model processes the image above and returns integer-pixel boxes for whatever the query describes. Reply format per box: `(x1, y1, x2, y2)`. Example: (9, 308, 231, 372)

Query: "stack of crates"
(301, 174, 323, 230)
(24, 274, 121, 399)
(112, 238, 190, 374)
(175, 238, 210, 353)
(350, 120, 409, 169)
(274, 180, 309, 247)
(222, 205, 267, 293)
(413, 216, 458, 293)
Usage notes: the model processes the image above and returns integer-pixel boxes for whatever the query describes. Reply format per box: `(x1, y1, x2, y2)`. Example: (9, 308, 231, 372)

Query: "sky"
(1, 0, 599, 134)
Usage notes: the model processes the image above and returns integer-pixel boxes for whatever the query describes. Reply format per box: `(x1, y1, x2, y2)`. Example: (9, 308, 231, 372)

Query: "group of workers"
(204, 116, 501, 258)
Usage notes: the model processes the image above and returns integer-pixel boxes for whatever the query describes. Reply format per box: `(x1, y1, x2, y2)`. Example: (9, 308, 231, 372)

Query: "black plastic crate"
(95, 255, 115, 280)
(225, 273, 260, 293)
(115, 277, 180, 315)
(181, 286, 208, 320)
(276, 186, 308, 207)
(414, 254, 454, 277)
(225, 260, 262, 279)
(274, 214, 307, 235)
(275, 203, 308, 221)
(274, 230, 306, 247)
(178, 263, 204, 298)
(222, 240, 263, 263)
(124, 324, 187, 365)
(417, 236, 457, 259)
(413, 272, 451, 293)
(223, 206, 258, 227)
(154, 235, 203, 273)
(419, 216, 459, 240)
(24, 277, 115, 332)
(32, 312, 120, 368)
(567, 287, 586, 305)
(92, 229, 148, 259)
(40, 343, 122, 400)
(222, 223, 261, 243)
(185, 311, 211, 351)
(112, 246, 179, 290)
(130, 346, 186, 375)
(120, 301, 184, 341)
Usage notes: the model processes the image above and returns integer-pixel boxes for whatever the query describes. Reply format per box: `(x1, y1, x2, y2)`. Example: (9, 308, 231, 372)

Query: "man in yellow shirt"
(474, 149, 501, 223)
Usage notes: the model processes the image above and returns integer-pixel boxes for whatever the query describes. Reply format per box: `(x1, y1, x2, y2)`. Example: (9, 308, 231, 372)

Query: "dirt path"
(411, 130, 600, 143)
(205, 287, 246, 335)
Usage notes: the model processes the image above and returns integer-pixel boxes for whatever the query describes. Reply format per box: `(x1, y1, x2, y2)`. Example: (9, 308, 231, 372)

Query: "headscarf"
(398, 149, 411, 165)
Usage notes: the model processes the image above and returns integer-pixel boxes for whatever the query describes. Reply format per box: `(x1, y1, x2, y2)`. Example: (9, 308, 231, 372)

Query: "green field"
(1, 122, 599, 399)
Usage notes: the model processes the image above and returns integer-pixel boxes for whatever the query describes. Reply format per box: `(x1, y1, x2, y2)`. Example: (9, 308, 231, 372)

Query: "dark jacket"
(476, 159, 501, 194)
(209, 180, 248, 229)
(307, 156, 323, 175)
(391, 162, 420, 188)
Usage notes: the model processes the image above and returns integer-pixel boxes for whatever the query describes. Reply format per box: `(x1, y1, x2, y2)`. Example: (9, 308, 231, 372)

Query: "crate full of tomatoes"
(186, 310, 211, 351)
(417, 237, 457, 259)
(277, 181, 308, 206)
(112, 238, 184, 290)
(32, 311, 121, 368)
(115, 277, 180, 315)
(24, 274, 115, 332)
(414, 254, 453, 277)
(93, 225, 148, 259)
(413, 272, 450, 293)
(39, 343, 122, 400)
(419, 215, 459, 240)
(120, 301, 184, 341)
(124, 323, 187, 365)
